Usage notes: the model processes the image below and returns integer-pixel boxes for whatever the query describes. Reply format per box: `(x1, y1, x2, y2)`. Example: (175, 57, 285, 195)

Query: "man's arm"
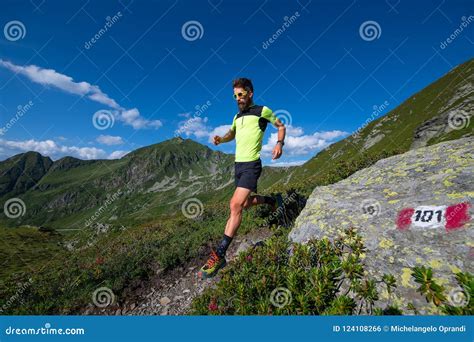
(272, 118, 286, 160)
(220, 129, 236, 143)
(213, 129, 235, 145)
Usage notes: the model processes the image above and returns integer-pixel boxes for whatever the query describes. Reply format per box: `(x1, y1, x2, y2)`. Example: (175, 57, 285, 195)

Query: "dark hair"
(232, 78, 253, 92)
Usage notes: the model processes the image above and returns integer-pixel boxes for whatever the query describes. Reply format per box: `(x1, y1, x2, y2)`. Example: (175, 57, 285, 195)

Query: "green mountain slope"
(0, 151, 52, 197)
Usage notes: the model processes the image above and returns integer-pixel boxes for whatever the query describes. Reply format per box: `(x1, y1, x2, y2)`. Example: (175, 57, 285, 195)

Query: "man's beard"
(237, 97, 252, 111)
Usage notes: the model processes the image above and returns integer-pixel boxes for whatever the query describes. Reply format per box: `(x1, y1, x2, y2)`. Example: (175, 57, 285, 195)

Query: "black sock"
(216, 234, 233, 258)
(263, 196, 276, 206)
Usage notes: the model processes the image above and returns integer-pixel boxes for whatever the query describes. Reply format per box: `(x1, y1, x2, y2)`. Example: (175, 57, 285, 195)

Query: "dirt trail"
(83, 227, 273, 316)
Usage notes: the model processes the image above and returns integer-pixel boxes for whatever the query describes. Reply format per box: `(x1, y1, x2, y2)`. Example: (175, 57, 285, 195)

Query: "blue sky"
(0, 0, 472, 166)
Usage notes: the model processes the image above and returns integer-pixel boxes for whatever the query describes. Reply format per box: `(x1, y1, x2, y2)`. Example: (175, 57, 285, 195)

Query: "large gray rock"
(290, 137, 473, 314)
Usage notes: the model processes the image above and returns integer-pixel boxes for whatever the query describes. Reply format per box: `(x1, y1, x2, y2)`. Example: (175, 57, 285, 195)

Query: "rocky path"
(129, 227, 272, 315)
(83, 227, 273, 316)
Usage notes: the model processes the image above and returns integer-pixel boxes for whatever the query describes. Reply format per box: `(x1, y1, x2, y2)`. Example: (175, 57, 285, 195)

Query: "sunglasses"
(233, 90, 248, 99)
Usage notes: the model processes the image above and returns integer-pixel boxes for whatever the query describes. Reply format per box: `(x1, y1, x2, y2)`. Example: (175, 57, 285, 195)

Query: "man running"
(198, 77, 286, 279)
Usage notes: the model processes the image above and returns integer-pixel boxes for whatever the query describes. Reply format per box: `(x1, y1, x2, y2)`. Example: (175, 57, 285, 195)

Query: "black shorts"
(234, 158, 262, 193)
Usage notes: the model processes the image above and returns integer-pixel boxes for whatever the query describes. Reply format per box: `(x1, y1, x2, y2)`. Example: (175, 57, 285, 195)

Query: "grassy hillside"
(0, 201, 270, 314)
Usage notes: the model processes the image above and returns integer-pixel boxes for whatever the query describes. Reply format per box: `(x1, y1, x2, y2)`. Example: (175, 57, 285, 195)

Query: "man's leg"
(243, 193, 287, 227)
(242, 194, 277, 210)
(214, 187, 252, 260)
(224, 187, 252, 238)
(198, 187, 251, 279)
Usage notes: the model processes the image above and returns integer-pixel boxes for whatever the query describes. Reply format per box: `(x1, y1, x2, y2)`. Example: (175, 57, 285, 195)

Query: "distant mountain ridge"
(0, 137, 236, 229)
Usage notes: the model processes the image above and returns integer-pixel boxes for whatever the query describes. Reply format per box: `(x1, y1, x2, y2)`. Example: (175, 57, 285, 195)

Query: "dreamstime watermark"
(5, 323, 85, 336)
(181, 20, 204, 41)
(360, 198, 382, 217)
(446, 201, 470, 221)
(262, 11, 300, 49)
(447, 287, 469, 307)
(181, 197, 204, 219)
(440, 16, 474, 49)
(272, 109, 293, 127)
(0, 278, 33, 314)
(73, 224, 126, 253)
(174, 100, 212, 137)
(92, 286, 115, 308)
(448, 110, 470, 130)
(264, 192, 298, 225)
(352, 100, 390, 139)
(84, 12, 123, 49)
(0, 100, 34, 136)
(4, 20, 26, 41)
(359, 20, 382, 41)
(84, 189, 123, 228)
(3, 198, 26, 218)
(270, 287, 292, 308)
(92, 109, 115, 130)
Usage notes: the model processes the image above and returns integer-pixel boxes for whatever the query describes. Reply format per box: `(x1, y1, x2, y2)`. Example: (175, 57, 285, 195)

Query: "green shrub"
(412, 266, 473, 315)
(191, 227, 400, 315)
(192, 227, 473, 316)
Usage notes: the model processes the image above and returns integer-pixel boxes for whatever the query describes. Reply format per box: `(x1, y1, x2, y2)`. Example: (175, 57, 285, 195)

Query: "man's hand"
(272, 143, 283, 160)
(214, 129, 235, 145)
(213, 135, 222, 146)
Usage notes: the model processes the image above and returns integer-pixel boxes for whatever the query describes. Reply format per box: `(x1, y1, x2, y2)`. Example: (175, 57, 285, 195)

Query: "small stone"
(130, 303, 136, 310)
(183, 289, 190, 294)
(115, 309, 121, 315)
(160, 297, 171, 306)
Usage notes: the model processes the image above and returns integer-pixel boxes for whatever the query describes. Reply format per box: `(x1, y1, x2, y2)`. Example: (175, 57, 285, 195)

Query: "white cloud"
(88, 90, 120, 109)
(96, 135, 124, 145)
(268, 160, 307, 167)
(176, 116, 210, 139)
(120, 108, 162, 130)
(262, 126, 348, 156)
(175, 115, 234, 144)
(108, 150, 129, 159)
(0, 138, 107, 160)
(0, 59, 161, 130)
(0, 59, 120, 109)
(207, 124, 231, 143)
(285, 125, 304, 137)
